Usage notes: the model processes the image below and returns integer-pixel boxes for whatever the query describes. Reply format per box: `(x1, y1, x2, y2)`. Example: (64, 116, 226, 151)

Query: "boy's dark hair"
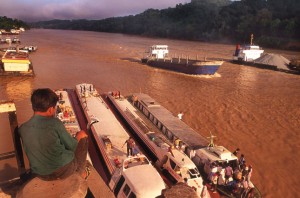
(31, 88, 58, 112)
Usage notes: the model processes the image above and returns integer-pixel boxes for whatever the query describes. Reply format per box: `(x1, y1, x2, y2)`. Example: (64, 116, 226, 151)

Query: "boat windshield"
(179, 167, 200, 179)
(189, 168, 201, 179)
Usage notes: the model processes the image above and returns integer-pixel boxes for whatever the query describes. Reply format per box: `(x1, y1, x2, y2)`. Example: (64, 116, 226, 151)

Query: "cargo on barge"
(141, 45, 223, 75)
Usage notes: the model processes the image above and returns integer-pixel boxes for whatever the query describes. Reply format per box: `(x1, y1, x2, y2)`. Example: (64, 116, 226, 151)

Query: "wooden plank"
(0, 102, 16, 113)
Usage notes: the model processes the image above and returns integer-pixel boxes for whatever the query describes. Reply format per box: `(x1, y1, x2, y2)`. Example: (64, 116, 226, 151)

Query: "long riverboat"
(109, 92, 261, 198)
(107, 91, 213, 197)
(141, 45, 223, 75)
(75, 83, 166, 198)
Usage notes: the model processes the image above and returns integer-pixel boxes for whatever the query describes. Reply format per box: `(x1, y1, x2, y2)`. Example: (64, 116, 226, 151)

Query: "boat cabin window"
(167, 131, 173, 141)
(122, 184, 137, 198)
(188, 168, 201, 179)
(114, 175, 125, 196)
(128, 192, 136, 198)
(123, 184, 130, 196)
(170, 159, 176, 170)
(162, 126, 166, 134)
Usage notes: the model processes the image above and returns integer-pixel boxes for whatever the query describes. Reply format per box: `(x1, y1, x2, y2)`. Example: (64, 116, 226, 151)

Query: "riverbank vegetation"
(0, 16, 29, 31)
(30, 0, 300, 50)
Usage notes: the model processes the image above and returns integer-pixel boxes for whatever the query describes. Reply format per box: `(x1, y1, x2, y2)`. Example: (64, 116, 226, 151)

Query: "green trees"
(30, 0, 299, 49)
(0, 16, 29, 30)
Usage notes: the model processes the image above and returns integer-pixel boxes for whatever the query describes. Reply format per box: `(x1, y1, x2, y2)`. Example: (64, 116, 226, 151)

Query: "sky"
(0, 0, 189, 22)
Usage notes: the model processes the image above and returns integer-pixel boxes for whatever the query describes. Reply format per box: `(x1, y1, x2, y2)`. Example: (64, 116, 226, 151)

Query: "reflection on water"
(0, 29, 299, 198)
(5, 78, 33, 102)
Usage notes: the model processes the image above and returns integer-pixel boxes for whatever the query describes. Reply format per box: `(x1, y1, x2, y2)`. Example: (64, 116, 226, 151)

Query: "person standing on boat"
(225, 163, 233, 184)
(239, 154, 246, 169)
(233, 148, 240, 156)
(200, 181, 209, 198)
(19, 88, 89, 180)
(177, 112, 184, 120)
(123, 137, 135, 156)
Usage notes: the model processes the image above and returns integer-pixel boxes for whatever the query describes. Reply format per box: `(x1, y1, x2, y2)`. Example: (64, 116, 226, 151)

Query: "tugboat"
(141, 45, 223, 75)
(232, 34, 264, 62)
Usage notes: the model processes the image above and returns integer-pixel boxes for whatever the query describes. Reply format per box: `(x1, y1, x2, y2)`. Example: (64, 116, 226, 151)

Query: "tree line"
(0, 16, 30, 30)
(29, 0, 300, 50)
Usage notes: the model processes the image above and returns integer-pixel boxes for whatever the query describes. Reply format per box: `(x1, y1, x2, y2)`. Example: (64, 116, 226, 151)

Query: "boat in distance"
(141, 45, 223, 75)
(75, 83, 166, 198)
(0, 50, 34, 76)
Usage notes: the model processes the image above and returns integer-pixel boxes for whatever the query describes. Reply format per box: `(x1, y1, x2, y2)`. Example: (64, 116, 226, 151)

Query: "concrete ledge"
(16, 173, 88, 198)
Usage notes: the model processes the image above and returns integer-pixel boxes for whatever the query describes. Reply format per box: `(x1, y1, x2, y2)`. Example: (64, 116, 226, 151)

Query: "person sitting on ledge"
(19, 88, 89, 181)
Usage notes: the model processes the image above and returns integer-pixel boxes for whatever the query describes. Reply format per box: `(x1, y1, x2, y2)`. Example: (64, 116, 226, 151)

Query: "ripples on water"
(0, 29, 299, 197)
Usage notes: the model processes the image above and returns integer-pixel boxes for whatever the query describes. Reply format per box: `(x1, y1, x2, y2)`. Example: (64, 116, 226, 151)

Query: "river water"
(0, 29, 299, 197)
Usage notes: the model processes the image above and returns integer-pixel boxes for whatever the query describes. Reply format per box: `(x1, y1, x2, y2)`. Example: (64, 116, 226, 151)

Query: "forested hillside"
(0, 16, 29, 30)
(31, 0, 300, 49)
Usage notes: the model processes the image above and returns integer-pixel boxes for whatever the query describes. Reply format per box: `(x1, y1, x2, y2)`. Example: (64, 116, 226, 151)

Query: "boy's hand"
(76, 130, 88, 141)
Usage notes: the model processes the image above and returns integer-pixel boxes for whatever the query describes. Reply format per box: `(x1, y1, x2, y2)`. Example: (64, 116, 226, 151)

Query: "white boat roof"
(75, 84, 130, 170)
(151, 45, 168, 48)
(196, 145, 238, 162)
(243, 45, 261, 50)
(170, 149, 198, 170)
(123, 164, 165, 197)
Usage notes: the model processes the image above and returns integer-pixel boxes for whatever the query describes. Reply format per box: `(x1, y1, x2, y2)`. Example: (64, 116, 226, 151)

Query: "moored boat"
(141, 45, 223, 75)
(114, 92, 262, 198)
(75, 83, 166, 198)
(107, 92, 210, 197)
(0, 50, 34, 76)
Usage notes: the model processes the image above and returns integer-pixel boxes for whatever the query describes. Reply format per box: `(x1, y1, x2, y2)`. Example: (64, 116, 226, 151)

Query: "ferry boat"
(75, 83, 166, 198)
(141, 45, 223, 75)
(111, 92, 262, 198)
(107, 92, 209, 197)
(0, 50, 34, 76)
(232, 34, 264, 62)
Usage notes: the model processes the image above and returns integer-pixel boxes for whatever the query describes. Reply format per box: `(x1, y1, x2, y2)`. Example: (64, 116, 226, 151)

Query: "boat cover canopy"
(133, 93, 209, 149)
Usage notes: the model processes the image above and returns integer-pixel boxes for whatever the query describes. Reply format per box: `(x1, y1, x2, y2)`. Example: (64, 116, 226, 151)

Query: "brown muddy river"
(0, 29, 299, 197)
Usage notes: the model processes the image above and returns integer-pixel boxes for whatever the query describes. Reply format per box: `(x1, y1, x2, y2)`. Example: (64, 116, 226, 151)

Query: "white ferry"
(107, 91, 208, 197)
(75, 83, 166, 198)
(233, 34, 264, 62)
(110, 92, 261, 198)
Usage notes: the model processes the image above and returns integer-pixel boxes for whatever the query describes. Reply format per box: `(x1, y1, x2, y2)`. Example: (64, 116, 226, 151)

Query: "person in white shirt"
(177, 112, 184, 120)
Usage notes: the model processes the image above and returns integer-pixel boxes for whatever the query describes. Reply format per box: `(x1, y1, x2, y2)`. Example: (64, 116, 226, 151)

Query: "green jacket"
(19, 115, 78, 175)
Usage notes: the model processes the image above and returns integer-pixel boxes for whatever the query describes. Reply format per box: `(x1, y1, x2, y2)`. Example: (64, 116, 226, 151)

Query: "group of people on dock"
(207, 148, 255, 196)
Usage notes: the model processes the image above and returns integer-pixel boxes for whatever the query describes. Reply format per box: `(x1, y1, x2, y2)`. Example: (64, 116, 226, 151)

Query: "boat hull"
(144, 58, 223, 75)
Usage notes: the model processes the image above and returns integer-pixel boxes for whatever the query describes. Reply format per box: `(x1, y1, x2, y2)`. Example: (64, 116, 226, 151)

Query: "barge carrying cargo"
(141, 45, 223, 75)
